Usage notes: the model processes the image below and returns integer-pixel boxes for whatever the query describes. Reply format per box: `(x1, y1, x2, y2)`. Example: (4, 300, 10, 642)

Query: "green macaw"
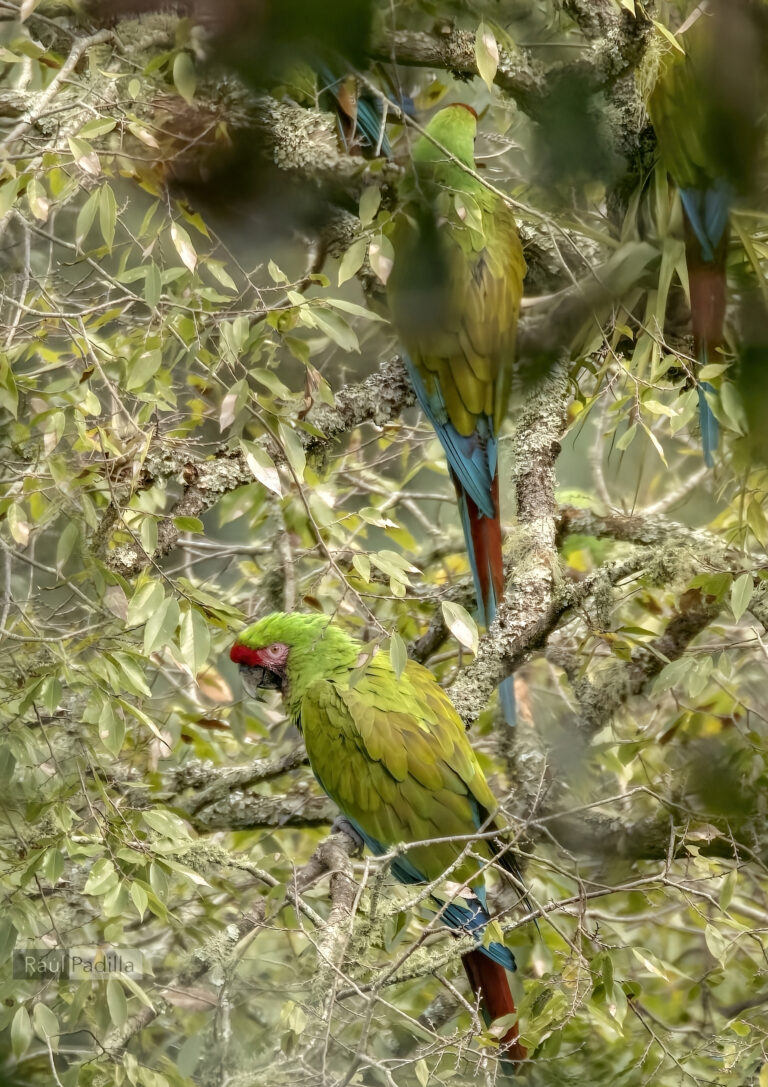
(647, 0, 767, 465)
(386, 104, 525, 725)
(231, 611, 528, 1066)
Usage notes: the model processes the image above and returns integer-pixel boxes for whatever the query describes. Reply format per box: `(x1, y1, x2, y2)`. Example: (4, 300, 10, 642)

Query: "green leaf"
(441, 600, 479, 653)
(127, 579, 165, 626)
(11, 1005, 32, 1059)
(0, 355, 18, 417)
(143, 809, 190, 840)
(126, 348, 162, 391)
(0, 178, 21, 217)
(653, 18, 685, 52)
(144, 263, 162, 308)
(206, 261, 237, 291)
(241, 439, 282, 496)
(368, 234, 393, 284)
(415, 1059, 430, 1087)
(338, 237, 367, 285)
(177, 1032, 205, 1077)
(616, 423, 637, 451)
(308, 307, 359, 352)
(144, 595, 181, 655)
(0, 918, 17, 962)
(179, 606, 211, 674)
(26, 178, 49, 222)
(131, 881, 148, 920)
(32, 1002, 59, 1050)
(99, 699, 125, 757)
(475, 21, 499, 92)
(652, 657, 690, 695)
(704, 922, 727, 966)
(56, 520, 79, 572)
(170, 221, 196, 273)
(173, 516, 204, 533)
(106, 978, 128, 1029)
(68, 135, 100, 176)
(78, 117, 117, 139)
(173, 51, 196, 103)
(719, 869, 737, 913)
(76, 188, 99, 247)
(278, 421, 306, 482)
(389, 632, 407, 679)
(730, 572, 753, 622)
(83, 858, 118, 896)
(268, 260, 288, 284)
(359, 185, 381, 226)
(352, 554, 371, 582)
(98, 184, 116, 250)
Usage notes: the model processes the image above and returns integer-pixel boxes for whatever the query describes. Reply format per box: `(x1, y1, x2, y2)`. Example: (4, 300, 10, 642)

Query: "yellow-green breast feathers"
(233, 612, 504, 890)
(387, 105, 525, 436)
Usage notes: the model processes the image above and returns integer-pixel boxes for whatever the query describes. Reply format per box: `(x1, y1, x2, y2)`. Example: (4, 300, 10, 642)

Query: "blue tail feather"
(316, 61, 391, 158)
(335, 813, 515, 969)
(437, 896, 517, 971)
(698, 380, 719, 468)
(679, 181, 731, 262)
(403, 354, 496, 518)
(405, 351, 516, 725)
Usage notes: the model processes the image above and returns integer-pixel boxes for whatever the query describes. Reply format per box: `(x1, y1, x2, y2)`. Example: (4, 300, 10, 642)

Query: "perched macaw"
(386, 105, 525, 725)
(231, 611, 528, 1066)
(648, 0, 766, 465)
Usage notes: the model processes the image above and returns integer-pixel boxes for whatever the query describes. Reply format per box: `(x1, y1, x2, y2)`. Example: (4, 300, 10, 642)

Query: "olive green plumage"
(647, 14, 718, 192)
(234, 612, 507, 893)
(646, 1, 767, 195)
(387, 105, 525, 437)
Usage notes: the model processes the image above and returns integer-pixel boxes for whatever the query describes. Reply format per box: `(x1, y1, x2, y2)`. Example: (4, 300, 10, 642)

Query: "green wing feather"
(647, 37, 716, 190)
(301, 654, 502, 890)
(389, 186, 524, 437)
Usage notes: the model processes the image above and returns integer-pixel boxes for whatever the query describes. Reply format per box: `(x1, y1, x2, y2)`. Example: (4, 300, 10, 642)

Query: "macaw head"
(230, 612, 358, 702)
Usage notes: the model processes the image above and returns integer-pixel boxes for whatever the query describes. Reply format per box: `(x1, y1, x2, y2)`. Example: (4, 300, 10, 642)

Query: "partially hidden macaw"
(231, 611, 528, 1067)
(647, 8, 729, 466)
(647, 1, 766, 466)
(386, 105, 525, 725)
(316, 59, 392, 158)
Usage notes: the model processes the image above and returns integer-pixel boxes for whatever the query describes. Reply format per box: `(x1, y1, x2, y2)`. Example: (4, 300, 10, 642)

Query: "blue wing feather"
(403, 353, 496, 518)
(332, 811, 514, 968)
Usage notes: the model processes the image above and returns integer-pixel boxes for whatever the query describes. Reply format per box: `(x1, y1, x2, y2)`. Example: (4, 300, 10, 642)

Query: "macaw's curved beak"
(238, 663, 282, 699)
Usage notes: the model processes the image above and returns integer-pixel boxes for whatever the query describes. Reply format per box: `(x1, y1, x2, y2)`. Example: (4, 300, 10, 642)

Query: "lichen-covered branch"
(550, 587, 722, 738)
(102, 356, 413, 576)
(104, 904, 266, 1057)
(188, 788, 336, 832)
(373, 28, 548, 118)
(449, 363, 570, 722)
(103, 829, 358, 1059)
(373, 14, 651, 122)
(170, 746, 308, 813)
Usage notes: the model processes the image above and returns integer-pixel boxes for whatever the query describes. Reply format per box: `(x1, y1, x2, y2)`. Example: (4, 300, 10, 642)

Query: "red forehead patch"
(230, 643, 264, 667)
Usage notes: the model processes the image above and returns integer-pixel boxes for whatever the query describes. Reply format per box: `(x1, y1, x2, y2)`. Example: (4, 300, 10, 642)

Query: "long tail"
(462, 950, 527, 1069)
(680, 184, 731, 466)
(454, 470, 516, 726)
(403, 355, 516, 724)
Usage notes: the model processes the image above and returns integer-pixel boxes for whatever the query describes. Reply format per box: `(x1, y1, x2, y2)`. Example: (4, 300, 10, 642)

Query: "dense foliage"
(1, 2, 768, 1085)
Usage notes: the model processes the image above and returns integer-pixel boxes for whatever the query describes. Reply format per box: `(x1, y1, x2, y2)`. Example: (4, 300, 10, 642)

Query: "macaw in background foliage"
(386, 105, 526, 726)
(316, 59, 392, 158)
(231, 612, 529, 1067)
(647, 0, 768, 466)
